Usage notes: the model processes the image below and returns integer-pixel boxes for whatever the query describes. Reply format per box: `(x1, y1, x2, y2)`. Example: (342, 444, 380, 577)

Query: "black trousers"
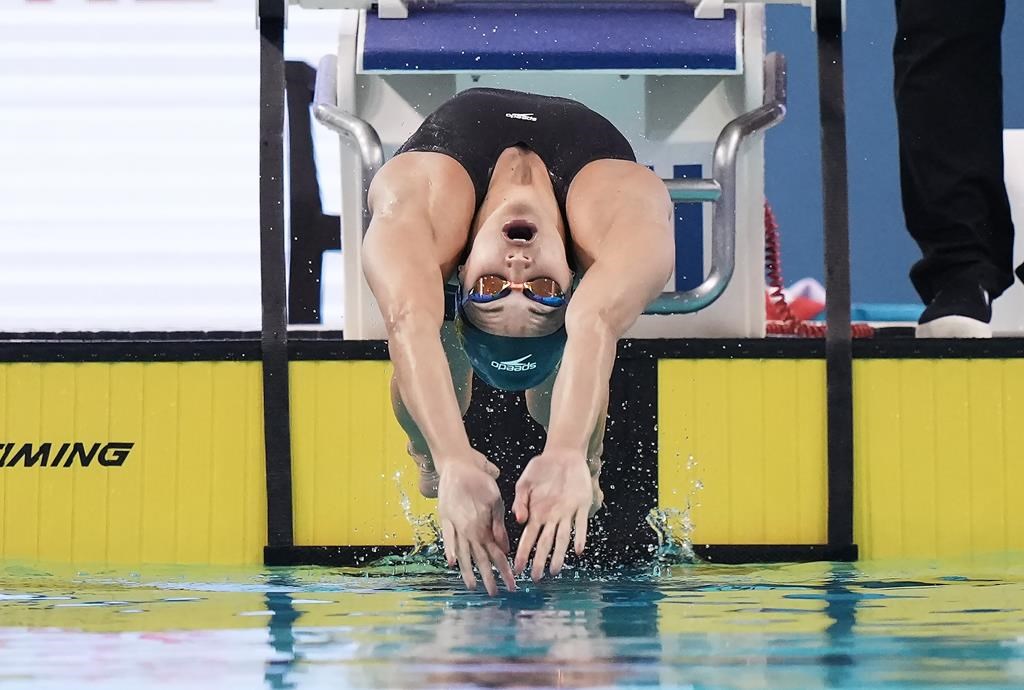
(894, 0, 1021, 303)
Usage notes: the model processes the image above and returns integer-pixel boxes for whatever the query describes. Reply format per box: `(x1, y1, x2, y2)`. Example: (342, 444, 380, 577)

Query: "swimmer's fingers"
(492, 502, 511, 554)
(471, 543, 498, 597)
(514, 520, 541, 575)
(457, 538, 477, 591)
(531, 523, 556, 582)
(487, 542, 517, 593)
(512, 483, 531, 524)
(548, 519, 572, 576)
(441, 520, 457, 567)
(481, 459, 500, 480)
(574, 509, 589, 556)
(493, 519, 511, 555)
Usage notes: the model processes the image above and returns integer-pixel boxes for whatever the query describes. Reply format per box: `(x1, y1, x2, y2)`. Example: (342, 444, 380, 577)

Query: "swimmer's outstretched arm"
(363, 154, 516, 596)
(513, 161, 674, 580)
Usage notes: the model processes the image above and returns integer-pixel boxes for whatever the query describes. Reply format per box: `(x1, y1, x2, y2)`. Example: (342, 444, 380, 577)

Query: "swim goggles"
(461, 275, 568, 308)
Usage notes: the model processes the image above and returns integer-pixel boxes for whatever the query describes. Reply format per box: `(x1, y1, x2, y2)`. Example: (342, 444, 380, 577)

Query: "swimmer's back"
(396, 88, 636, 214)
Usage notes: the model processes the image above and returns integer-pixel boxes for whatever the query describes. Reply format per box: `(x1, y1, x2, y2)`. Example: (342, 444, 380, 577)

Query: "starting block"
(307, 0, 806, 339)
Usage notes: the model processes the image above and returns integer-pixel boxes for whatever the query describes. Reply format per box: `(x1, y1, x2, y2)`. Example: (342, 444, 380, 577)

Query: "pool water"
(1, 559, 1023, 689)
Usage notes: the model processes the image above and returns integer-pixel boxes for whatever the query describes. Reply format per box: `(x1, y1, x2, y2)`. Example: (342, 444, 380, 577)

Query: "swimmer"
(363, 88, 673, 595)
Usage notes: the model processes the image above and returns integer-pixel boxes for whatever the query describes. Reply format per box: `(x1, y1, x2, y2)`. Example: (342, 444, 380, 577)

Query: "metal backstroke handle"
(312, 54, 384, 235)
(646, 51, 787, 315)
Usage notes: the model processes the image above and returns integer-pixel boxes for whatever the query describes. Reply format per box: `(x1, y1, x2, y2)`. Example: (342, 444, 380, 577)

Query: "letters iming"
(0, 442, 134, 468)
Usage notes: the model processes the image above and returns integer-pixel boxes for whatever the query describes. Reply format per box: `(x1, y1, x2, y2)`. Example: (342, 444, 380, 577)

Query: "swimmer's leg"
(525, 371, 607, 514)
(391, 322, 473, 497)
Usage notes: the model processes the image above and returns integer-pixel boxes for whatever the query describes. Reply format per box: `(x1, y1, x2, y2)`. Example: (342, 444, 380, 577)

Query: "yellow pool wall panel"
(289, 360, 435, 548)
(3, 353, 1022, 567)
(657, 359, 829, 547)
(658, 357, 1024, 560)
(0, 362, 266, 565)
(853, 358, 1024, 561)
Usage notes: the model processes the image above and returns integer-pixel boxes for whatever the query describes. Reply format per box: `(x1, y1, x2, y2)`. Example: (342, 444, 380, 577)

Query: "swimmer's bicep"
(362, 156, 473, 329)
(363, 219, 448, 330)
(568, 238, 673, 337)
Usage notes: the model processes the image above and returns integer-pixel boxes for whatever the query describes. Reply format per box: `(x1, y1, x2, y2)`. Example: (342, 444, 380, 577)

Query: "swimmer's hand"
(436, 451, 517, 596)
(512, 450, 592, 581)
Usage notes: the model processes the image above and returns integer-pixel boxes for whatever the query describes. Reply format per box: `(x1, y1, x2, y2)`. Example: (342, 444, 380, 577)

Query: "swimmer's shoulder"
(567, 159, 673, 264)
(569, 157, 668, 208)
(370, 150, 475, 215)
(368, 152, 477, 275)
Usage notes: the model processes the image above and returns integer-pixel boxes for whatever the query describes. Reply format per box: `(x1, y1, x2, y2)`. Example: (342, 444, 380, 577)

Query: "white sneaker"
(916, 282, 992, 339)
(916, 315, 992, 338)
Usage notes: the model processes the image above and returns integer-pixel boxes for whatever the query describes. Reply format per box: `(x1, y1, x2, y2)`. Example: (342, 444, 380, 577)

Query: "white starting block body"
(330, 4, 772, 339)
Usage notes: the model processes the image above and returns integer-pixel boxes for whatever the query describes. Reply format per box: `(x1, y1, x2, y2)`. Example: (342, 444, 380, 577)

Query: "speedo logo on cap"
(491, 355, 537, 372)
(505, 112, 537, 122)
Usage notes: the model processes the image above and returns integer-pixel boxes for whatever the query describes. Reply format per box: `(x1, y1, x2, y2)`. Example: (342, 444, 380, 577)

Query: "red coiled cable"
(764, 204, 874, 338)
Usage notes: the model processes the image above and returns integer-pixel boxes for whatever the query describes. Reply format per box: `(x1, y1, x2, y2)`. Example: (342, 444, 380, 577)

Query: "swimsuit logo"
(505, 112, 538, 122)
(0, 442, 134, 468)
(491, 355, 537, 373)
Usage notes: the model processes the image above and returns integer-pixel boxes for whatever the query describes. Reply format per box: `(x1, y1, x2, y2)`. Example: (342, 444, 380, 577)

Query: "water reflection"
(0, 560, 1022, 689)
(263, 577, 664, 688)
(823, 563, 858, 687)
(265, 574, 302, 690)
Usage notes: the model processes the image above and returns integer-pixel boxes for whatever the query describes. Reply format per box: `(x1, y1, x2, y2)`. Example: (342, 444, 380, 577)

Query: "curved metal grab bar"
(312, 54, 385, 234)
(645, 50, 787, 314)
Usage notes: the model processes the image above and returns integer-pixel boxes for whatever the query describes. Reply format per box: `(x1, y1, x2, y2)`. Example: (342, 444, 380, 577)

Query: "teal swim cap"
(455, 301, 566, 392)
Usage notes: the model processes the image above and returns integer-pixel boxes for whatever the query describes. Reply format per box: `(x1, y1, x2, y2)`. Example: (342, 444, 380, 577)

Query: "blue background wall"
(765, 2, 1024, 304)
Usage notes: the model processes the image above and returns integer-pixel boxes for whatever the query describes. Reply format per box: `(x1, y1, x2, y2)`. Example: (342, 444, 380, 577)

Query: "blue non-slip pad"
(362, 2, 739, 73)
(850, 303, 925, 323)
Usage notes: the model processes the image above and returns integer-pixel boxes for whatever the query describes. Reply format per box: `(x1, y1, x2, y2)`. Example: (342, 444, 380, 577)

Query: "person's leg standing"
(894, 0, 1016, 336)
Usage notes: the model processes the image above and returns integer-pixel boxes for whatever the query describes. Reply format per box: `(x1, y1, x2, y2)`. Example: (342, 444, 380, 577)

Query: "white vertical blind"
(0, 0, 344, 332)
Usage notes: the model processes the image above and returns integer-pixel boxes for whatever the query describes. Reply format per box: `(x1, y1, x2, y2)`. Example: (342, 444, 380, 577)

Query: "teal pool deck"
(1, 559, 1022, 689)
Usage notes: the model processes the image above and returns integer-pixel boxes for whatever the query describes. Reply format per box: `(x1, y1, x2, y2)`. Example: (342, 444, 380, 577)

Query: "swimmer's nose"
(505, 254, 532, 281)
(506, 253, 532, 268)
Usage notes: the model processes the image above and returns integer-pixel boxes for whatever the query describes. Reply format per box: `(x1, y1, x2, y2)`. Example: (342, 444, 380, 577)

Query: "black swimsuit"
(396, 88, 636, 221)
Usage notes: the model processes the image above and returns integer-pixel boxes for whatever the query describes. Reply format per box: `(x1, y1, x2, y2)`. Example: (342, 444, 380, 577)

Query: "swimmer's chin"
(491, 199, 540, 222)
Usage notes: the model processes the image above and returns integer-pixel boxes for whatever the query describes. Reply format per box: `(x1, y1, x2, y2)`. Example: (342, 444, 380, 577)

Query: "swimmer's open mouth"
(502, 221, 537, 243)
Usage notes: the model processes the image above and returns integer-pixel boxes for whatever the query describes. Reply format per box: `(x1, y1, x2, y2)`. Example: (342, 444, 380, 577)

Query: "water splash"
(646, 508, 696, 566)
(646, 455, 703, 566)
(367, 473, 447, 571)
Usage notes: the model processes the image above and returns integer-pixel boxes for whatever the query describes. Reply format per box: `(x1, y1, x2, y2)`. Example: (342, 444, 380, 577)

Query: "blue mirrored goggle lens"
(466, 289, 509, 303)
(527, 293, 567, 307)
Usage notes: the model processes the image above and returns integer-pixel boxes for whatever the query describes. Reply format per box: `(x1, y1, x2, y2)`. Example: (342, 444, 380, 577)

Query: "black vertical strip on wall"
(259, 0, 295, 549)
(285, 60, 342, 325)
(816, 0, 855, 549)
(594, 353, 660, 563)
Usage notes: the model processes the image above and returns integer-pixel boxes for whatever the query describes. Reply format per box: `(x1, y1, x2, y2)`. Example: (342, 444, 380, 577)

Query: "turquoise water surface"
(1, 558, 1023, 689)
